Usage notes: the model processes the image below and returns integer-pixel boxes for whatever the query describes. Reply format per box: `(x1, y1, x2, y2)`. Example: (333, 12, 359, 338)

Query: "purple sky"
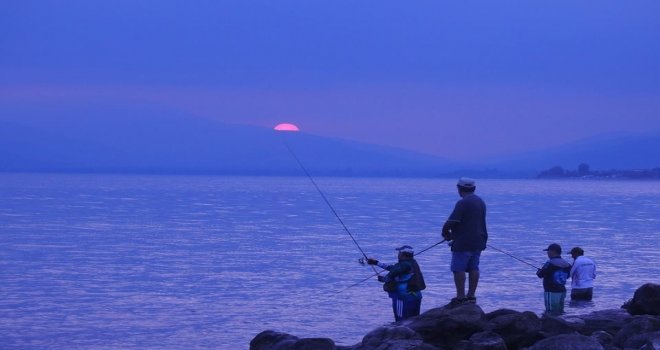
(2, 1, 660, 159)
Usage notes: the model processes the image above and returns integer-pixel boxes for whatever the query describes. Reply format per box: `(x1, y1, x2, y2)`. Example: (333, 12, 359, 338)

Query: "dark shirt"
(444, 193, 488, 252)
(378, 258, 425, 294)
(536, 256, 571, 293)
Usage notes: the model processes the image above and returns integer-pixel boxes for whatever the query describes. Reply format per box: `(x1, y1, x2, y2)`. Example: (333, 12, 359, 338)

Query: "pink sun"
(273, 123, 300, 132)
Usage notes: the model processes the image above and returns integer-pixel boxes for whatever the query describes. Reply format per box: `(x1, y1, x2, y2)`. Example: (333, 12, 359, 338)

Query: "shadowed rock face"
(404, 303, 487, 348)
(527, 334, 605, 350)
(622, 283, 660, 316)
(488, 311, 542, 349)
(250, 331, 335, 350)
(250, 284, 660, 350)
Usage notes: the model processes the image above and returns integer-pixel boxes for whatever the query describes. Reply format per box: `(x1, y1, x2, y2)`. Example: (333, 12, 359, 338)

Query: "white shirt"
(570, 256, 596, 289)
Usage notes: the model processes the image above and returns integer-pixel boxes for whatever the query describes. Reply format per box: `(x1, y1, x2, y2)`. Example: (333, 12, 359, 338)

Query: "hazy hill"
(0, 111, 459, 176)
(2, 106, 659, 177)
(482, 132, 660, 172)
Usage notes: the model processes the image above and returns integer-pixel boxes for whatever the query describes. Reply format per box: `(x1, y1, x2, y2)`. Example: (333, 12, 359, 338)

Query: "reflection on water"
(1, 174, 659, 348)
(568, 299, 596, 310)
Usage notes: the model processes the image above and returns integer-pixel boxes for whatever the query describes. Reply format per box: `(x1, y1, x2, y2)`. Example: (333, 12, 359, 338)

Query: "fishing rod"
(279, 135, 381, 276)
(358, 238, 447, 264)
(419, 219, 540, 270)
(346, 238, 447, 296)
(415, 239, 447, 256)
(486, 244, 540, 270)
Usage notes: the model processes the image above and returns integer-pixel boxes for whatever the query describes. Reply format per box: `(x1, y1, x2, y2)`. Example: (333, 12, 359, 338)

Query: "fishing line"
(415, 239, 446, 256)
(326, 239, 448, 300)
(486, 244, 540, 270)
(279, 136, 380, 276)
(419, 219, 540, 269)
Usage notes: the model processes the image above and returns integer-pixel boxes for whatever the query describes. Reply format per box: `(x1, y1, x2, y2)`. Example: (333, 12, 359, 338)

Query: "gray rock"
(249, 330, 336, 350)
(364, 340, 439, 350)
(622, 283, 660, 316)
(526, 333, 604, 350)
(467, 331, 508, 350)
(623, 330, 660, 350)
(613, 315, 660, 347)
(540, 314, 584, 336)
(358, 325, 423, 349)
(250, 330, 300, 350)
(452, 340, 471, 350)
(580, 309, 632, 336)
(485, 309, 521, 321)
(292, 338, 336, 350)
(406, 304, 487, 349)
(639, 331, 660, 350)
(488, 311, 541, 349)
(590, 330, 614, 347)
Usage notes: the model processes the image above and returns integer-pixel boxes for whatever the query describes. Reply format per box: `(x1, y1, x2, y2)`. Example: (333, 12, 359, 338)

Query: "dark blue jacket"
(536, 256, 571, 293)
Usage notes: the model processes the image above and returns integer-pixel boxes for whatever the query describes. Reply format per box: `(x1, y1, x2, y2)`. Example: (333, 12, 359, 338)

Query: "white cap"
(396, 245, 414, 254)
(457, 177, 476, 188)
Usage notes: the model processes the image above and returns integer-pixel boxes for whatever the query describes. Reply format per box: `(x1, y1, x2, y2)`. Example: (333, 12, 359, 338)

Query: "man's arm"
(536, 261, 550, 278)
(442, 220, 458, 240)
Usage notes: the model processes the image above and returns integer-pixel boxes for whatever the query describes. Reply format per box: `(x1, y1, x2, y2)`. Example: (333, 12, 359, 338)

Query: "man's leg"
(545, 292, 566, 314)
(451, 251, 469, 300)
(392, 297, 403, 322)
(467, 269, 480, 298)
(559, 292, 566, 312)
(453, 271, 466, 299)
(402, 292, 422, 319)
(466, 251, 481, 300)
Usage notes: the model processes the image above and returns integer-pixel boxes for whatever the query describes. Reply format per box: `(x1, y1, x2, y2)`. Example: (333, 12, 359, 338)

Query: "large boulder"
(251, 330, 299, 350)
(579, 309, 632, 336)
(355, 325, 437, 350)
(526, 333, 604, 350)
(487, 310, 542, 349)
(249, 330, 336, 350)
(458, 331, 508, 350)
(622, 331, 660, 350)
(613, 316, 660, 348)
(589, 330, 614, 348)
(406, 304, 487, 349)
(622, 283, 660, 316)
(540, 314, 585, 337)
(484, 309, 521, 321)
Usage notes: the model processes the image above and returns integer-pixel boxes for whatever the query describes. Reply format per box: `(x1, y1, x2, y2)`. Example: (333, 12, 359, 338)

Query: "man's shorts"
(450, 250, 481, 272)
(571, 287, 593, 301)
(544, 291, 566, 313)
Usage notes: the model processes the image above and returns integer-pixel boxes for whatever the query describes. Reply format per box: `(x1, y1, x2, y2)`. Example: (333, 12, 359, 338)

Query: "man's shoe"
(447, 297, 468, 307)
(466, 296, 477, 304)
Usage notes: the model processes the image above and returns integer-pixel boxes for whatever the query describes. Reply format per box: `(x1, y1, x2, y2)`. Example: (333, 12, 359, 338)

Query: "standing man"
(367, 245, 426, 322)
(569, 247, 596, 301)
(536, 243, 571, 313)
(442, 177, 488, 306)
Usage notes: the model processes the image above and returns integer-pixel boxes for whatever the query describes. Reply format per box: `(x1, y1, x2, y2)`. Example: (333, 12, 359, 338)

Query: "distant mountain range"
(1, 112, 659, 177)
(0, 112, 459, 177)
(479, 132, 660, 173)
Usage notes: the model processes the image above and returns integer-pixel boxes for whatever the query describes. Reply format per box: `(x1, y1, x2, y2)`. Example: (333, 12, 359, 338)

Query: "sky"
(2, 0, 660, 159)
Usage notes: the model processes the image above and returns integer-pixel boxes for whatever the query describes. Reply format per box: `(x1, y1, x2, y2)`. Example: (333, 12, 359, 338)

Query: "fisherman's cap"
(457, 177, 476, 188)
(543, 243, 562, 254)
(570, 247, 584, 255)
(396, 245, 414, 254)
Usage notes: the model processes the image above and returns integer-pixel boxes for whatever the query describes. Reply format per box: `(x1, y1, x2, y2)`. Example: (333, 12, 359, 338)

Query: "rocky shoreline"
(250, 283, 660, 350)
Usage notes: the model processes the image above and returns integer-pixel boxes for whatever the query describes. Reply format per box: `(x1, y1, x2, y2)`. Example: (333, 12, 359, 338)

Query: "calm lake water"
(1, 174, 659, 349)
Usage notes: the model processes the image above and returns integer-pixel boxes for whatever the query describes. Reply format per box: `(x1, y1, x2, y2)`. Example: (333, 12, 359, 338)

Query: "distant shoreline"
(2, 169, 660, 180)
(536, 164, 660, 180)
